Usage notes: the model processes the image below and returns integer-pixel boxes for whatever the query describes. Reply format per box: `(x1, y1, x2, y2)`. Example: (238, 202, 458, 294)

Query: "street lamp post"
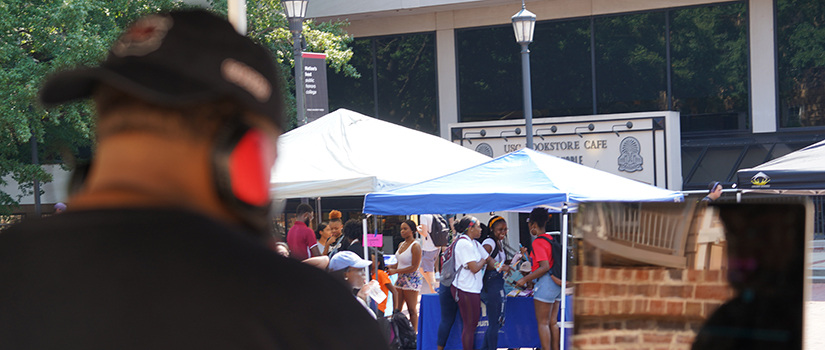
(512, 2, 536, 150)
(282, 0, 309, 126)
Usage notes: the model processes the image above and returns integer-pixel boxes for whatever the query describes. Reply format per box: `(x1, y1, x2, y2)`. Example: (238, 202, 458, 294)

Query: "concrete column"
(749, 0, 777, 133)
(436, 11, 458, 140)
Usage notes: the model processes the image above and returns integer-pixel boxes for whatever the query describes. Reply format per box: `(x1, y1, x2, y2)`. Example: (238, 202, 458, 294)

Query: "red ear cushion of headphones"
(228, 129, 272, 207)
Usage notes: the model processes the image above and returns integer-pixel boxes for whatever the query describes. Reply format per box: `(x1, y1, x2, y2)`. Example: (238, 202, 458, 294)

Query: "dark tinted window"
(328, 33, 439, 135)
(374, 34, 439, 135)
(594, 12, 667, 114)
(457, 25, 521, 122)
(671, 3, 749, 132)
(530, 19, 593, 117)
(328, 38, 375, 117)
(776, 0, 825, 128)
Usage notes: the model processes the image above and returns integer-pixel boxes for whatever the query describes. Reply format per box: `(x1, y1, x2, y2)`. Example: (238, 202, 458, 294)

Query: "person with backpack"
(436, 216, 491, 350)
(449, 216, 497, 350)
(516, 207, 562, 350)
(417, 214, 444, 294)
(480, 216, 512, 350)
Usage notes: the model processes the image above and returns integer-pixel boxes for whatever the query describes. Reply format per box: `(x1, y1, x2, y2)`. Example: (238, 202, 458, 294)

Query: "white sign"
(450, 112, 682, 190)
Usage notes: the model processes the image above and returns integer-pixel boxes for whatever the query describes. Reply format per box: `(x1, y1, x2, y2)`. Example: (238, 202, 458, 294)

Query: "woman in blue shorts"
(516, 207, 561, 350)
(388, 220, 423, 333)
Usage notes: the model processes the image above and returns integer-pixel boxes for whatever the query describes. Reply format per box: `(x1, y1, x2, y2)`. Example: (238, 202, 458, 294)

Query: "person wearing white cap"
(329, 251, 379, 319)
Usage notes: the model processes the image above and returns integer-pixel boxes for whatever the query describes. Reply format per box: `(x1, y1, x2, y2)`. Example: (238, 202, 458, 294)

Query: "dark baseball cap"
(39, 9, 285, 130)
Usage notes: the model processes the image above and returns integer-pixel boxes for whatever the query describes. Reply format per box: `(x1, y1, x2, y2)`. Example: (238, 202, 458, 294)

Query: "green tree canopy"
(0, 0, 357, 213)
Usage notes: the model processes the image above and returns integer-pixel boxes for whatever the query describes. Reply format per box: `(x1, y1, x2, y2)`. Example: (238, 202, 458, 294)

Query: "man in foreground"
(0, 9, 387, 349)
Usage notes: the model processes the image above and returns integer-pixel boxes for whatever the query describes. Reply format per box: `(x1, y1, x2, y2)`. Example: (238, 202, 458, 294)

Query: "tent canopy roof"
(736, 139, 825, 194)
(364, 148, 684, 215)
(270, 109, 490, 199)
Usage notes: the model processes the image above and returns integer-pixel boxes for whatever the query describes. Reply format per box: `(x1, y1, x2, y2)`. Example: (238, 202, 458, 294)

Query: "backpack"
(536, 235, 563, 279)
(390, 311, 416, 350)
(377, 316, 401, 350)
(439, 236, 470, 287)
(428, 214, 451, 247)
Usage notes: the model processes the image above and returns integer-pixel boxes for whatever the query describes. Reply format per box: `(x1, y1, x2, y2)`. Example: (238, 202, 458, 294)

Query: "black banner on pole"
(302, 52, 329, 123)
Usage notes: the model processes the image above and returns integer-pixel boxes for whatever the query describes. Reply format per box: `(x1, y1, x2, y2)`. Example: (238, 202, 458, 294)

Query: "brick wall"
(573, 266, 733, 350)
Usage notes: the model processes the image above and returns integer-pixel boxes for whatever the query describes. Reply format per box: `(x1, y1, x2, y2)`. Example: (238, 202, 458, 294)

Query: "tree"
(0, 0, 358, 213)
(776, 0, 825, 127)
(218, 0, 359, 130)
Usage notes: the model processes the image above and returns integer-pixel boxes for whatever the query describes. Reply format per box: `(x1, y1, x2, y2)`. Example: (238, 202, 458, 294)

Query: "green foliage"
(0, 0, 186, 213)
(243, 0, 357, 130)
(0, 0, 358, 212)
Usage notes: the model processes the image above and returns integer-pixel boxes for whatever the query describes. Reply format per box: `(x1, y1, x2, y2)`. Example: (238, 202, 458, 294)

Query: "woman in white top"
(452, 216, 495, 350)
(387, 220, 423, 333)
(480, 216, 511, 350)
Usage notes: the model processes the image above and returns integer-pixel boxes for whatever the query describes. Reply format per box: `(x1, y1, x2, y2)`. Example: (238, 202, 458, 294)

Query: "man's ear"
(211, 118, 274, 233)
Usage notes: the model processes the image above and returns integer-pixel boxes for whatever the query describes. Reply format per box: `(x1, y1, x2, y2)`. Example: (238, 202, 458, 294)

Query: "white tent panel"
(270, 109, 491, 199)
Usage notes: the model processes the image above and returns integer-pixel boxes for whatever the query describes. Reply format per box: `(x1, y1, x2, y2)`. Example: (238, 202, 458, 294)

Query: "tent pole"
(560, 204, 569, 350)
(363, 217, 369, 277)
(373, 216, 379, 279)
(315, 197, 322, 227)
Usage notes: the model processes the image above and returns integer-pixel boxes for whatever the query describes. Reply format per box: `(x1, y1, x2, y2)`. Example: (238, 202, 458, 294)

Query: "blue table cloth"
(417, 294, 573, 350)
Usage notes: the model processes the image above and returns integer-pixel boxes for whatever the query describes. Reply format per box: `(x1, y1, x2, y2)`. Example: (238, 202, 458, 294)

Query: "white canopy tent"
(270, 109, 491, 199)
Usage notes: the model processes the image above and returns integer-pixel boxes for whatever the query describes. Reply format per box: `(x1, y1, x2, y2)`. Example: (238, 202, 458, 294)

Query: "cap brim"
(39, 68, 100, 106)
(39, 63, 215, 107)
(352, 260, 372, 268)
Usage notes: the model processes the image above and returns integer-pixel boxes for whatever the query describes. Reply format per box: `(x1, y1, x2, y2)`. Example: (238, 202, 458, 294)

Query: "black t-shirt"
(0, 208, 388, 350)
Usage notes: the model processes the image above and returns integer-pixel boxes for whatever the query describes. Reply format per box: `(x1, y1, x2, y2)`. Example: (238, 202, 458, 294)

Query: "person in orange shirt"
(371, 251, 400, 316)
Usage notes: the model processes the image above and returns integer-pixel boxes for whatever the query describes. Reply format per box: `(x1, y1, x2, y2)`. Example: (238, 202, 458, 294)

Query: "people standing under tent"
(450, 216, 494, 350)
(287, 203, 320, 260)
(326, 210, 345, 256)
(702, 181, 723, 202)
(316, 221, 332, 254)
(480, 216, 512, 350)
(387, 220, 423, 333)
(516, 207, 562, 350)
(417, 214, 440, 294)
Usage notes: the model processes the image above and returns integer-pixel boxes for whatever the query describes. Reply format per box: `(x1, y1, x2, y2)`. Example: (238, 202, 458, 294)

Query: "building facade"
(311, 0, 825, 192)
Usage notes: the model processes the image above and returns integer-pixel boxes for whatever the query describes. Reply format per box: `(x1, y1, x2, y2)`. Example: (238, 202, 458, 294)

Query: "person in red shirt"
(287, 203, 321, 260)
(516, 207, 562, 350)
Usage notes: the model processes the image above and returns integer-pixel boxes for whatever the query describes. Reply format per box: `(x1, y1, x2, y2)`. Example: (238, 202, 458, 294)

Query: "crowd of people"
(279, 200, 565, 350)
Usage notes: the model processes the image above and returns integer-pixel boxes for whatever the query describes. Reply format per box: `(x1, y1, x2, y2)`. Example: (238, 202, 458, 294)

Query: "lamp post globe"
(512, 3, 536, 149)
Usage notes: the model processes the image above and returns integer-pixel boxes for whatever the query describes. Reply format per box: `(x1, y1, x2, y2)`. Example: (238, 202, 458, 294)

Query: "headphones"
(211, 118, 276, 233)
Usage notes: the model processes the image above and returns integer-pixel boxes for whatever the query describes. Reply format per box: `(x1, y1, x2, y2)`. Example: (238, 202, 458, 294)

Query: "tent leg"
(315, 197, 322, 227)
(560, 204, 569, 350)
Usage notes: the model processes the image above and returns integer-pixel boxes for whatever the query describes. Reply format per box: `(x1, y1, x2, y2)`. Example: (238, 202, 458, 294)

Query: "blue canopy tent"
(363, 148, 683, 349)
(736, 139, 825, 195)
(363, 148, 683, 215)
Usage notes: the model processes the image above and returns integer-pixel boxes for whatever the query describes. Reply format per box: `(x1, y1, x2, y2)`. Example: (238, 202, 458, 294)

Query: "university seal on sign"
(617, 136, 643, 172)
(475, 143, 494, 157)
